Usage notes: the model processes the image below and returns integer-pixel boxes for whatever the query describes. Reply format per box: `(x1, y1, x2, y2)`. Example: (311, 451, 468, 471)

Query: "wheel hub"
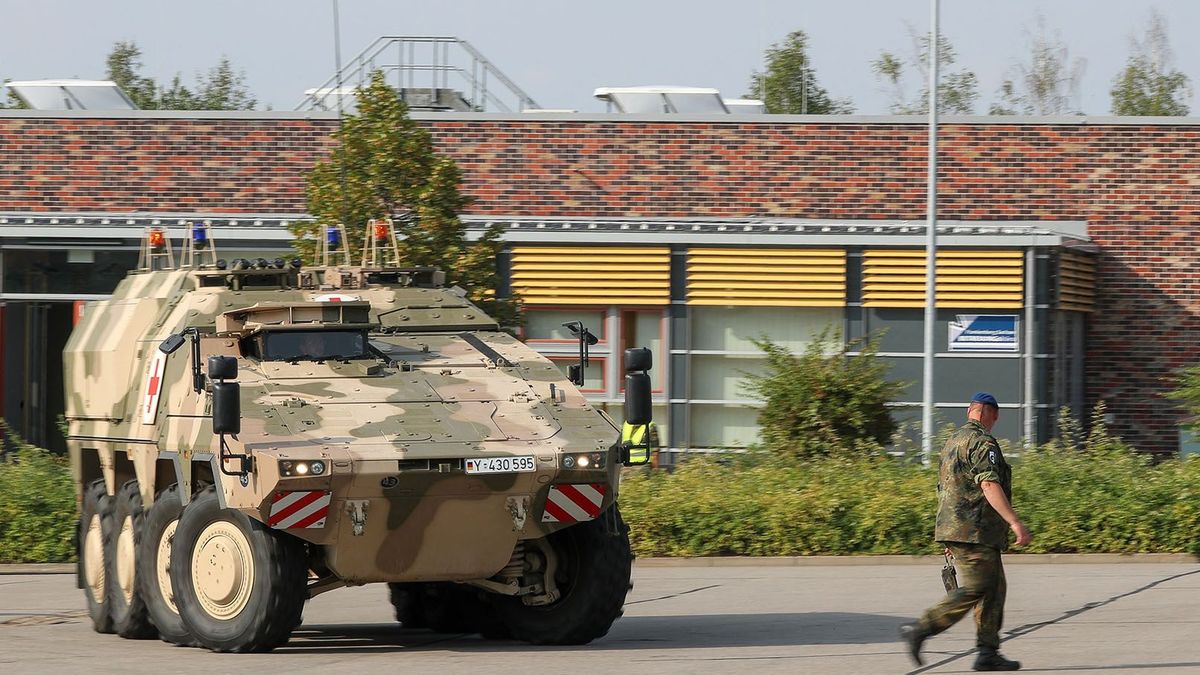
(83, 514, 106, 604)
(117, 516, 136, 605)
(191, 522, 254, 620)
(156, 520, 179, 614)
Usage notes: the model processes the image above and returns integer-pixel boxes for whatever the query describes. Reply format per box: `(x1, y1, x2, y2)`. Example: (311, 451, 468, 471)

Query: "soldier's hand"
(1011, 520, 1032, 547)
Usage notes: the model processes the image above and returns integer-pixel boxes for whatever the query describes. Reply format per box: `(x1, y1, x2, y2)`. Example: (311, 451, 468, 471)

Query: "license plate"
(464, 456, 536, 474)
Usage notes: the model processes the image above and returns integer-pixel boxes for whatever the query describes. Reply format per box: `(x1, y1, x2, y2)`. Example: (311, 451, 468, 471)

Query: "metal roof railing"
(296, 36, 541, 113)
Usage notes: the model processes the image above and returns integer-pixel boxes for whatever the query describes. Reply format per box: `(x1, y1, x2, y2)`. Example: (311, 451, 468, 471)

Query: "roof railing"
(296, 36, 540, 113)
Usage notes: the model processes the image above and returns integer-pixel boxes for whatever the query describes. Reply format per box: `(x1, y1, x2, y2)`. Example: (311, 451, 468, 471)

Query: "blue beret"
(971, 392, 999, 408)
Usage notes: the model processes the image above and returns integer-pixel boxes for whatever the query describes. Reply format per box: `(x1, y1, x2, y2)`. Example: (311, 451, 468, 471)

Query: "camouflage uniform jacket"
(934, 420, 1013, 550)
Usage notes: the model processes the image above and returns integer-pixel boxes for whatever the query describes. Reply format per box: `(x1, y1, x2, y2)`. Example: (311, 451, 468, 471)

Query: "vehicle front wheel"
(170, 487, 307, 652)
(490, 504, 633, 645)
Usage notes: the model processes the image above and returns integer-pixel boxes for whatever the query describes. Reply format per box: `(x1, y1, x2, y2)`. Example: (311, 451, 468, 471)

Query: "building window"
(621, 309, 665, 391)
(548, 357, 606, 392)
(690, 306, 842, 352)
(523, 309, 607, 343)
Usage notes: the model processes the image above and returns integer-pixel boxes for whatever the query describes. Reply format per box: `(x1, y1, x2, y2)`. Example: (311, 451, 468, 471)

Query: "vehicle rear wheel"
(389, 582, 510, 638)
(108, 480, 156, 638)
(490, 504, 633, 645)
(387, 583, 428, 629)
(80, 479, 115, 634)
(136, 484, 194, 646)
(170, 486, 307, 652)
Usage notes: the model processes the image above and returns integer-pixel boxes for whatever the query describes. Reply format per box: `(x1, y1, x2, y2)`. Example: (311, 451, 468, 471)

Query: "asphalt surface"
(2, 562, 1198, 674)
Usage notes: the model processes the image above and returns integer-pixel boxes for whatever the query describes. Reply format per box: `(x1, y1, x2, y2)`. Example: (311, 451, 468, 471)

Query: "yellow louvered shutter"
(863, 250, 1024, 308)
(510, 246, 670, 305)
(1059, 251, 1095, 313)
(687, 248, 846, 307)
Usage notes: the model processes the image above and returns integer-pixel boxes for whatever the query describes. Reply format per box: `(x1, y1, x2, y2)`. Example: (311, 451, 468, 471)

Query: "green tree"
(105, 41, 159, 109)
(747, 30, 853, 114)
(872, 27, 979, 114)
(0, 79, 28, 109)
(744, 328, 906, 460)
(293, 71, 518, 324)
(102, 41, 256, 110)
(157, 75, 199, 110)
(1110, 9, 1190, 116)
(1167, 364, 1200, 435)
(193, 57, 257, 110)
(990, 14, 1086, 115)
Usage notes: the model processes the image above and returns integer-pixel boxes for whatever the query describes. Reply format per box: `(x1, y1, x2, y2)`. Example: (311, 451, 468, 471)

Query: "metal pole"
(1024, 247, 1035, 446)
(921, 0, 940, 464)
(332, 0, 344, 119)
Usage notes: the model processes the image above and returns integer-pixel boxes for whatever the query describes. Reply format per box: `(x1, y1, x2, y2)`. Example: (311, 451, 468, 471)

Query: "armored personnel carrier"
(65, 223, 655, 652)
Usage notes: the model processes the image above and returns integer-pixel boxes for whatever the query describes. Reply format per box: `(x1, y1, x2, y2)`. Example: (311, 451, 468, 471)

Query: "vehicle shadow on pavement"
(281, 612, 906, 654)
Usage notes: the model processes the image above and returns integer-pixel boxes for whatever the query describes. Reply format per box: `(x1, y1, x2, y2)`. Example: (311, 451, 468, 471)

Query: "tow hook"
(346, 500, 369, 536)
(506, 496, 530, 532)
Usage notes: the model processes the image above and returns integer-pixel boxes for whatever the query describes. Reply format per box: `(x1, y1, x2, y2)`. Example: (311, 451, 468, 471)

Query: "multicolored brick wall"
(0, 114, 1196, 452)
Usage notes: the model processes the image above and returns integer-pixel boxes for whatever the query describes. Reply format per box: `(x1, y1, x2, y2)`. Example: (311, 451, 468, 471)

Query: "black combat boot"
(973, 647, 1021, 671)
(898, 623, 928, 666)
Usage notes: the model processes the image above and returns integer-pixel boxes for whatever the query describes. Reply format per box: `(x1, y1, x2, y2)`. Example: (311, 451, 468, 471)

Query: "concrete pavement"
(1, 562, 1197, 674)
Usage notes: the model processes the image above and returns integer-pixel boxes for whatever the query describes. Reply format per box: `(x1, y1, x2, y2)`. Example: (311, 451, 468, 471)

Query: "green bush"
(0, 427, 76, 564)
(744, 328, 906, 460)
(621, 448, 1200, 557)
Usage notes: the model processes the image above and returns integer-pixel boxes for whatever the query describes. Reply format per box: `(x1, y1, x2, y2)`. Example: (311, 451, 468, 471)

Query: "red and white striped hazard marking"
(141, 350, 167, 425)
(268, 491, 331, 529)
(542, 483, 607, 523)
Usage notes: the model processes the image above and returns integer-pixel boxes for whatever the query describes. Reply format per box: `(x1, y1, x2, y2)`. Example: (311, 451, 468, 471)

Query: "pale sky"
(2, 0, 1198, 115)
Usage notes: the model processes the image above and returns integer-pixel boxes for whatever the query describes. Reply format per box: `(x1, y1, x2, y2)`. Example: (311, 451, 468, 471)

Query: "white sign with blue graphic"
(948, 315, 1019, 352)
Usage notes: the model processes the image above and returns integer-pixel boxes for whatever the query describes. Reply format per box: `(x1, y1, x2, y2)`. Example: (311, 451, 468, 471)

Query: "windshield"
(255, 329, 368, 361)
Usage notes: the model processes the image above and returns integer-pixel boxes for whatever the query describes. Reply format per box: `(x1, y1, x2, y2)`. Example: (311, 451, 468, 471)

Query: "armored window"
(254, 329, 369, 362)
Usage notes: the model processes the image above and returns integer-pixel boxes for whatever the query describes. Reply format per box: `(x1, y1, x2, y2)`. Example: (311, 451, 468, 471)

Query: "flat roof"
(0, 109, 1199, 126)
(0, 213, 1094, 250)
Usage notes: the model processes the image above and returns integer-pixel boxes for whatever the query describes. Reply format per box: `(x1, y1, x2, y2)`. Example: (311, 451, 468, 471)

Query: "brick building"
(0, 110, 1191, 455)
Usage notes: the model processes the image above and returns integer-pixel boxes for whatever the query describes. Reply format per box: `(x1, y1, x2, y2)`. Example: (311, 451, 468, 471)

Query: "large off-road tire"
(108, 480, 156, 639)
(490, 504, 633, 645)
(170, 486, 307, 652)
(136, 484, 194, 646)
(80, 479, 115, 634)
(389, 583, 509, 638)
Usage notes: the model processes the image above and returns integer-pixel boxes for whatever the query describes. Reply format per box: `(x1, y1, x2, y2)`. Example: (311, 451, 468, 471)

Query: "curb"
(0, 563, 75, 575)
(635, 553, 1199, 567)
(2, 554, 1196, 574)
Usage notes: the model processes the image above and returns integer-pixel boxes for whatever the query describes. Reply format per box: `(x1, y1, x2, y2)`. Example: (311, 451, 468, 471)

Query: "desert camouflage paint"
(65, 264, 623, 584)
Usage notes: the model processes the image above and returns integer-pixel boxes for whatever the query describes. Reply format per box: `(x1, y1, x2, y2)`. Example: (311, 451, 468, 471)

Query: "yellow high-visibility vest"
(621, 421, 654, 465)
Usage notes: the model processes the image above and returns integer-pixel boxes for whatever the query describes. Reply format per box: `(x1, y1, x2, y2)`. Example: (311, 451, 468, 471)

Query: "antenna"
(332, 0, 351, 254)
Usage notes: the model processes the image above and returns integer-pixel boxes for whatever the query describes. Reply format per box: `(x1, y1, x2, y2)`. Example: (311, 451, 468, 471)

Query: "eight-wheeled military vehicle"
(65, 223, 655, 652)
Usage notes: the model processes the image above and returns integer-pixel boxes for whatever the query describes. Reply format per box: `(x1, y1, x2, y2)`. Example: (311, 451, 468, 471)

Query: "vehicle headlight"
(279, 459, 326, 477)
(562, 452, 605, 470)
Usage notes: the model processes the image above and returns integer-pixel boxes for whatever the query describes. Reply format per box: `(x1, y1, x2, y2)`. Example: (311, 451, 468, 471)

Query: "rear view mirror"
(625, 347, 652, 373)
(212, 382, 241, 435)
(159, 334, 186, 355)
(207, 355, 238, 381)
(624, 372, 652, 426)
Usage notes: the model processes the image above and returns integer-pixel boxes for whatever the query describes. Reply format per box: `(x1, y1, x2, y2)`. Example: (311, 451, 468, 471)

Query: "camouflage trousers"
(918, 542, 1007, 650)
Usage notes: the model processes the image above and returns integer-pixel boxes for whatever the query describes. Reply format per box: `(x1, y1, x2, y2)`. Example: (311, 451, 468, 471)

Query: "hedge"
(3, 430, 1200, 563)
(0, 430, 76, 564)
(620, 447, 1200, 557)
